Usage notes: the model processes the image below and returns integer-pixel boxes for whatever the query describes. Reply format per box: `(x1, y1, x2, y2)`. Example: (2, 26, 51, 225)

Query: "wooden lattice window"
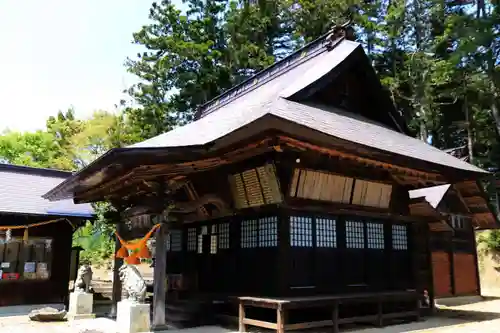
(166, 234, 171, 251)
(209, 224, 218, 254)
(241, 219, 258, 248)
(187, 228, 197, 252)
(450, 214, 470, 230)
(170, 230, 182, 252)
(210, 235, 218, 254)
(366, 222, 384, 250)
(346, 220, 365, 249)
(392, 224, 408, 250)
(290, 216, 313, 247)
(316, 218, 336, 248)
(289, 169, 392, 209)
(228, 164, 283, 209)
(197, 234, 203, 254)
(218, 223, 230, 249)
(352, 180, 392, 208)
(289, 169, 353, 204)
(259, 216, 278, 247)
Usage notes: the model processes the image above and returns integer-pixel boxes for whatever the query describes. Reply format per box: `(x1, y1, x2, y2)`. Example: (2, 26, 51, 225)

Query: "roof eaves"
(43, 145, 210, 201)
(45, 211, 95, 218)
(0, 210, 93, 219)
(270, 100, 488, 175)
(473, 179, 500, 228)
(42, 148, 122, 201)
(0, 163, 74, 178)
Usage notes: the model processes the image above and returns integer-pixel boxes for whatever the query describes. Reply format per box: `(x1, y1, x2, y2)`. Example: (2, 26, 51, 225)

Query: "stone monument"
(68, 264, 95, 320)
(116, 264, 150, 333)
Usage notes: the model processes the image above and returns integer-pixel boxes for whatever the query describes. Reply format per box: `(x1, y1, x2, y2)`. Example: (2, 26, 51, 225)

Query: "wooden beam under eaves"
(278, 136, 444, 181)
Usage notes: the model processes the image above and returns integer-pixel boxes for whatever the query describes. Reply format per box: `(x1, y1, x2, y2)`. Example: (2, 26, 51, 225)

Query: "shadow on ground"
(435, 306, 500, 322)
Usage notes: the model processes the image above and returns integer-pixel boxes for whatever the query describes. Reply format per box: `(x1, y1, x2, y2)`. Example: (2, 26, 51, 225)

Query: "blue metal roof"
(0, 164, 94, 217)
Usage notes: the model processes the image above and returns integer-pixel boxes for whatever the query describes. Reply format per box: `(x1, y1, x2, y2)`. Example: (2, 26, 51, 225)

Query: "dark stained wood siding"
(453, 253, 479, 295)
(167, 209, 418, 298)
(429, 222, 480, 298)
(431, 251, 452, 297)
(0, 216, 74, 306)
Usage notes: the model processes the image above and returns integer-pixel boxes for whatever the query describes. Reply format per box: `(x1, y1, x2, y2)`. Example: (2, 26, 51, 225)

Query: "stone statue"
(74, 264, 93, 293)
(119, 264, 147, 303)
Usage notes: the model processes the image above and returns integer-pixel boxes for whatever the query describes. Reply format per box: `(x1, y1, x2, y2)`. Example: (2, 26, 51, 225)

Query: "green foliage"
(0, 109, 135, 265)
(73, 203, 116, 267)
(477, 230, 500, 253)
(4, 0, 500, 266)
(0, 130, 59, 168)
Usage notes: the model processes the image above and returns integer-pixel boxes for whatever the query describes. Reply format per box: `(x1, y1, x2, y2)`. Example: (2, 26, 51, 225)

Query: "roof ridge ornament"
(325, 20, 355, 51)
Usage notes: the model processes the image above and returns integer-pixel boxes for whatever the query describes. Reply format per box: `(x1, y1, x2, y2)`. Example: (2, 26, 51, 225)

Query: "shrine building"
(43, 25, 498, 332)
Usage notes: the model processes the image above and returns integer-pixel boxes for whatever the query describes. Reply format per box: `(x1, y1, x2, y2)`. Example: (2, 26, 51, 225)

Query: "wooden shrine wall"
(429, 228, 480, 298)
(431, 251, 452, 297)
(0, 216, 74, 306)
(164, 210, 417, 297)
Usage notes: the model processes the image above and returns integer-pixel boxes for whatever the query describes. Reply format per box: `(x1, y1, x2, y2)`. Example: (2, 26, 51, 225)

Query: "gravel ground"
(1, 298, 500, 333)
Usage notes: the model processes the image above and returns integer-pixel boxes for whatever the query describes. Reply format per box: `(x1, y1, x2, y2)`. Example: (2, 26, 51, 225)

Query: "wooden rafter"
(184, 182, 209, 218)
(392, 175, 446, 187)
(453, 186, 471, 214)
(75, 138, 274, 202)
(278, 136, 444, 181)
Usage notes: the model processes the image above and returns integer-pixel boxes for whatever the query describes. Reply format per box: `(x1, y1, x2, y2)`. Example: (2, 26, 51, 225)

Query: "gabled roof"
(130, 38, 485, 174)
(0, 164, 94, 217)
(44, 28, 488, 202)
(131, 87, 485, 174)
(409, 183, 499, 229)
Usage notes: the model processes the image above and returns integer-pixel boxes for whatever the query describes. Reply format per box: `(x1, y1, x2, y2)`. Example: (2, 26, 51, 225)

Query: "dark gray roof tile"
(0, 165, 94, 217)
(272, 100, 487, 174)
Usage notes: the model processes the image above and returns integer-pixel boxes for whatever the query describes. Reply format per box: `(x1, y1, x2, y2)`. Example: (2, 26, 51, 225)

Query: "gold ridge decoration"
(228, 163, 283, 209)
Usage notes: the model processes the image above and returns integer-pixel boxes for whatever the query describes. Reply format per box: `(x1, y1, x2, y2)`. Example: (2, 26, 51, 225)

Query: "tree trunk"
(420, 121, 428, 142)
(464, 87, 474, 164)
(491, 100, 500, 137)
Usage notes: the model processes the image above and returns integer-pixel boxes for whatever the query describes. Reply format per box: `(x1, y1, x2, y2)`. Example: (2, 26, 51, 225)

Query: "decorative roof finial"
(325, 20, 355, 51)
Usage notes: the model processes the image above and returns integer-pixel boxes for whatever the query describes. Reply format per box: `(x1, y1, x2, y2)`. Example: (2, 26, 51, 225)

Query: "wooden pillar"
(238, 300, 246, 333)
(109, 223, 123, 318)
(332, 300, 339, 333)
(472, 228, 482, 296)
(448, 234, 456, 296)
(277, 304, 286, 333)
(152, 222, 168, 330)
(376, 297, 383, 327)
(278, 209, 290, 295)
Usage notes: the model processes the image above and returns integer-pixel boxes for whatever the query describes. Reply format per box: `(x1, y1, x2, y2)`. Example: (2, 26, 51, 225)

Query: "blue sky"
(0, 0, 183, 132)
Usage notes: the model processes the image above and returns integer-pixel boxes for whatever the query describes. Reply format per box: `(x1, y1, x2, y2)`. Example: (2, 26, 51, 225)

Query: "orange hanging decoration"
(125, 255, 141, 265)
(115, 223, 161, 261)
(137, 246, 152, 259)
(116, 246, 129, 258)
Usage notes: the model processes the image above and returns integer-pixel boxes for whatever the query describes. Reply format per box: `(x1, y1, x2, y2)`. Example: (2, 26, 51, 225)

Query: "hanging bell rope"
(115, 223, 162, 264)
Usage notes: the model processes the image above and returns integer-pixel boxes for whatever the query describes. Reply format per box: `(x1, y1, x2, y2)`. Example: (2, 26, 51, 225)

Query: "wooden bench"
(234, 291, 421, 333)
